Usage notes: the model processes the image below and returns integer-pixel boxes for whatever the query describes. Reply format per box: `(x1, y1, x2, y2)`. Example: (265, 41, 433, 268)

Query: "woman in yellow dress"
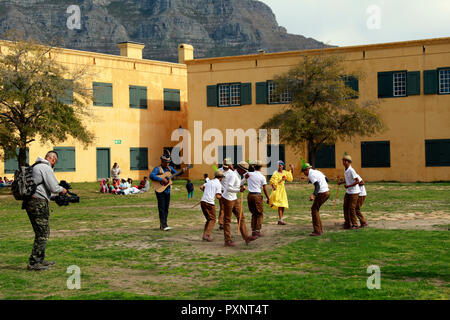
(269, 161, 294, 225)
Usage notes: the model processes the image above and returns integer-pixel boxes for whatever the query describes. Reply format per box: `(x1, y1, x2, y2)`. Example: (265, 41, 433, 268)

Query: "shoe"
(27, 263, 49, 271)
(245, 235, 258, 244)
(252, 231, 264, 237)
(42, 260, 56, 267)
(224, 241, 236, 247)
(351, 226, 359, 230)
(163, 226, 172, 231)
(341, 225, 351, 230)
(219, 224, 224, 230)
(277, 220, 286, 225)
(309, 232, 322, 237)
(360, 223, 369, 228)
(202, 235, 213, 242)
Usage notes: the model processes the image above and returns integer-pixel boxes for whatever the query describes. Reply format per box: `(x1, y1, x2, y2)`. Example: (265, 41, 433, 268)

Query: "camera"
(51, 180, 80, 206)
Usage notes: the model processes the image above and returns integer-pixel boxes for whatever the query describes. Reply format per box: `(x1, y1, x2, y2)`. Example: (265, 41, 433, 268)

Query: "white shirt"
(201, 178, 222, 205)
(246, 171, 267, 193)
(356, 174, 367, 196)
(308, 169, 329, 193)
(220, 168, 232, 192)
(222, 170, 242, 201)
(344, 165, 361, 195)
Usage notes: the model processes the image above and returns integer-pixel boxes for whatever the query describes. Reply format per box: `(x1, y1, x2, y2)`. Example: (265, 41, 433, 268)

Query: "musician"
(150, 152, 179, 231)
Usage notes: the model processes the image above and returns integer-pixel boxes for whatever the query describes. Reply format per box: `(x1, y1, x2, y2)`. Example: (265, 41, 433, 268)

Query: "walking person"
(269, 161, 294, 225)
(355, 174, 368, 228)
(186, 179, 194, 199)
(150, 152, 180, 231)
(217, 158, 233, 230)
(199, 171, 224, 242)
(111, 163, 122, 180)
(338, 153, 361, 230)
(24, 151, 67, 271)
(221, 161, 257, 247)
(301, 162, 330, 236)
(245, 160, 270, 238)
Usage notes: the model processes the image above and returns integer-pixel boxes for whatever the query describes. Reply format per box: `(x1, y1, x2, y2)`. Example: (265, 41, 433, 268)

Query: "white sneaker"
(163, 226, 172, 231)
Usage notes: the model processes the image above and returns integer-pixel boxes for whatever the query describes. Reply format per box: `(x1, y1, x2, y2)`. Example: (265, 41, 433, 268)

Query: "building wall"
(0, 43, 188, 182)
(185, 38, 450, 182)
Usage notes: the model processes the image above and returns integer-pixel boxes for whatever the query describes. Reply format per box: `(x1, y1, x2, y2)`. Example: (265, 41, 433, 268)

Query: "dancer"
(355, 174, 368, 228)
(199, 171, 224, 242)
(269, 161, 294, 225)
(338, 153, 360, 229)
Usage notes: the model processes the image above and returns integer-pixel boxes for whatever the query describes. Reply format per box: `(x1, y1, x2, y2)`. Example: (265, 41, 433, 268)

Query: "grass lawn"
(0, 180, 449, 300)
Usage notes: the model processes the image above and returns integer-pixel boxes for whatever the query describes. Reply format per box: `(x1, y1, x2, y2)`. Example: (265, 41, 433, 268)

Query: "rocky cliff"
(0, 0, 330, 62)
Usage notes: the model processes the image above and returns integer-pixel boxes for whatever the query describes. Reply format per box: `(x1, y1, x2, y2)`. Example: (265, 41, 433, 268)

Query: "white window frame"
(439, 69, 450, 94)
(218, 83, 241, 107)
(268, 81, 292, 104)
(393, 72, 407, 97)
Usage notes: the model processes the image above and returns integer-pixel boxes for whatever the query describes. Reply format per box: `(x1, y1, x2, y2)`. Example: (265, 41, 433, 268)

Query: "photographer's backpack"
(11, 163, 39, 201)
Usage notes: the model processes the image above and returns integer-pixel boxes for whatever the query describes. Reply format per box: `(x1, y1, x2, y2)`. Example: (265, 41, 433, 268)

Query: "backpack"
(11, 163, 40, 201)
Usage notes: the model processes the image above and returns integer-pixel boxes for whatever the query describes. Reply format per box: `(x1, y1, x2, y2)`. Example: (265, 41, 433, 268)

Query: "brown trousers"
(311, 191, 330, 234)
(201, 201, 216, 237)
(222, 197, 249, 243)
(355, 196, 367, 225)
(248, 193, 264, 232)
(218, 196, 225, 226)
(343, 193, 359, 228)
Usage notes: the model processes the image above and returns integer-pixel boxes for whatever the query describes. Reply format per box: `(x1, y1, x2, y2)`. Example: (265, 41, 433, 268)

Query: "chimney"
(178, 44, 194, 64)
(117, 41, 145, 59)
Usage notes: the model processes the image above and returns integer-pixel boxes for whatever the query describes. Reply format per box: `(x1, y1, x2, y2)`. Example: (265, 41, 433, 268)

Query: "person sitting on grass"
(138, 177, 150, 192)
(0, 177, 4, 188)
(100, 179, 109, 193)
(110, 179, 120, 194)
(186, 179, 194, 199)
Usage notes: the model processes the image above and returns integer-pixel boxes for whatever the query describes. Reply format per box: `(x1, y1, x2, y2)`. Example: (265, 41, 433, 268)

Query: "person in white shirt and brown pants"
(355, 174, 368, 228)
(222, 161, 258, 247)
(301, 162, 330, 236)
(338, 153, 361, 229)
(199, 170, 225, 242)
(244, 160, 270, 238)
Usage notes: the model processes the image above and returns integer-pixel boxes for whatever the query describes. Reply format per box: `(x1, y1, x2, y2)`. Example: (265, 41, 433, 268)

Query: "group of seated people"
(0, 176, 12, 188)
(100, 176, 150, 195)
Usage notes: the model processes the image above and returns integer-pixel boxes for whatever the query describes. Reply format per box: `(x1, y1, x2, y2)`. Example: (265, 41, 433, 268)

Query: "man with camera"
(24, 151, 67, 271)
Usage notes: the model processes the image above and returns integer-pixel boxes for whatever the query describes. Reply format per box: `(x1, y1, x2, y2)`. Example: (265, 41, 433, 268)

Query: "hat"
(161, 150, 171, 162)
(277, 160, 285, 167)
(342, 152, 352, 162)
(223, 157, 233, 169)
(214, 171, 225, 178)
(300, 158, 312, 171)
(254, 160, 264, 168)
(236, 161, 249, 172)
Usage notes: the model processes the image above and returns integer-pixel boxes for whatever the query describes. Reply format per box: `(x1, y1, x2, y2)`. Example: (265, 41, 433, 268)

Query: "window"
(57, 80, 74, 105)
(164, 89, 180, 111)
(378, 71, 420, 98)
(129, 85, 147, 109)
(425, 139, 450, 167)
(130, 148, 148, 171)
(439, 69, 450, 94)
(218, 145, 243, 166)
(206, 83, 251, 107)
(267, 81, 292, 104)
(315, 144, 335, 168)
(343, 76, 359, 98)
(361, 141, 390, 168)
(93, 82, 113, 107)
(53, 147, 76, 172)
(4, 148, 29, 174)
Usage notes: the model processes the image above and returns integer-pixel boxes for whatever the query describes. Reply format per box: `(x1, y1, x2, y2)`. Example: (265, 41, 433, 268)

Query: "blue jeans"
(188, 191, 194, 198)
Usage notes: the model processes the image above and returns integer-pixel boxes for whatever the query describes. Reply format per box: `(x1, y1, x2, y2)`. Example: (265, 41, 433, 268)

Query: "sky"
(259, 0, 450, 46)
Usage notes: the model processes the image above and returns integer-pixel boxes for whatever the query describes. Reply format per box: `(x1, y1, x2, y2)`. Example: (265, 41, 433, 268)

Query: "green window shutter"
(164, 89, 181, 111)
(53, 147, 76, 172)
(377, 72, 394, 98)
(344, 76, 359, 98)
(424, 70, 438, 95)
(315, 144, 336, 168)
(93, 82, 113, 107)
(256, 82, 268, 104)
(425, 139, 450, 167)
(241, 83, 252, 105)
(130, 85, 147, 109)
(57, 80, 74, 105)
(130, 148, 149, 170)
(407, 71, 420, 95)
(4, 148, 29, 173)
(361, 141, 391, 168)
(207, 85, 217, 107)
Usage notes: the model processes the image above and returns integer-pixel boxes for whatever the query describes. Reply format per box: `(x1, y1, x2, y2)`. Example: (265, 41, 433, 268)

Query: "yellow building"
(0, 41, 189, 182)
(1, 38, 449, 182)
(185, 37, 450, 182)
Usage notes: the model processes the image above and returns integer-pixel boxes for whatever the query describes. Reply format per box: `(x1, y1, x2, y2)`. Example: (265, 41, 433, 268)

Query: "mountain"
(0, 0, 330, 62)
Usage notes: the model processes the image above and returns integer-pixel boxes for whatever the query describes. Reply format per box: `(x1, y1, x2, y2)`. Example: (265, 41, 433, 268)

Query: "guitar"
(151, 164, 194, 193)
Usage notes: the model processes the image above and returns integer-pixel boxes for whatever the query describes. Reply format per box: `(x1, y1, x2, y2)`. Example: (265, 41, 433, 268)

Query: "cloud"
(259, 0, 450, 46)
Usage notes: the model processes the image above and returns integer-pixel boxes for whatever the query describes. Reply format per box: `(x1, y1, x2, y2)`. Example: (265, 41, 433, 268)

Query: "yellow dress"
(269, 170, 293, 209)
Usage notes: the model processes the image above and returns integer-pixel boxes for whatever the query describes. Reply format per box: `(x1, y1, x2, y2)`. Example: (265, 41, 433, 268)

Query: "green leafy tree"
(0, 36, 94, 168)
(261, 54, 385, 167)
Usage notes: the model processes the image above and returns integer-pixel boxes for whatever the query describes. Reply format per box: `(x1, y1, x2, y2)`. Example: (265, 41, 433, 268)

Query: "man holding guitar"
(150, 151, 189, 231)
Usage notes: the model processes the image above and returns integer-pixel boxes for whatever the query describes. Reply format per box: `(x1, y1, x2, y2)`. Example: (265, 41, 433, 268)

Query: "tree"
(260, 54, 385, 167)
(0, 35, 94, 168)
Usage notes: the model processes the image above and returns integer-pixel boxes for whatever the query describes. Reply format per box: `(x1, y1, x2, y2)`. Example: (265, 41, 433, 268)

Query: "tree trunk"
(18, 145, 27, 168)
